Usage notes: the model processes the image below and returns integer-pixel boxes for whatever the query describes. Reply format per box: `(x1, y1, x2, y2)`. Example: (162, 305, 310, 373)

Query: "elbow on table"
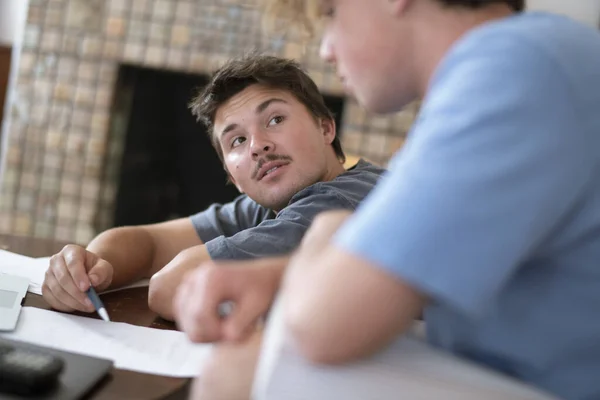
(148, 274, 175, 321)
(284, 306, 358, 366)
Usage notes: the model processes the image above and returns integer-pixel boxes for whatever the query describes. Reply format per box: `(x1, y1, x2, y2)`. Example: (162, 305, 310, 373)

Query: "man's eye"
(322, 7, 335, 18)
(268, 116, 285, 126)
(231, 136, 246, 148)
(319, 2, 335, 18)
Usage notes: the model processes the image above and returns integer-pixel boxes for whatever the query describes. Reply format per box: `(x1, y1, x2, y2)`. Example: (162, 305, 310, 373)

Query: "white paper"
(0, 249, 34, 264)
(0, 250, 149, 295)
(0, 251, 48, 294)
(1, 307, 213, 377)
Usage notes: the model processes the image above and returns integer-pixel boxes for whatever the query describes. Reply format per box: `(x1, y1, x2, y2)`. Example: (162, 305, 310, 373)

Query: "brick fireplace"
(0, 0, 417, 244)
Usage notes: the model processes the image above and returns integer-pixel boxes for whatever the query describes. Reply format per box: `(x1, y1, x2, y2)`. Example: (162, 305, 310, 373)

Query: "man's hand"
(42, 244, 114, 313)
(174, 257, 287, 343)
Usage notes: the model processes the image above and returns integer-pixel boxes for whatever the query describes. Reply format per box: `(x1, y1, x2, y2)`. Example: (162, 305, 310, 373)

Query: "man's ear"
(388, 0, 412, 16)
(320, 118, 336, 145)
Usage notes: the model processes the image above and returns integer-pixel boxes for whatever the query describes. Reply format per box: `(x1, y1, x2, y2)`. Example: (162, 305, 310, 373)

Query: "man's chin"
(364, 86, 418, 115)
(256, 189, 298, 212)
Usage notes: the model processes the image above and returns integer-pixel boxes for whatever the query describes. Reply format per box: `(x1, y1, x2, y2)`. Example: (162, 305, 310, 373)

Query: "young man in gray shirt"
(41, 55, 385, 321)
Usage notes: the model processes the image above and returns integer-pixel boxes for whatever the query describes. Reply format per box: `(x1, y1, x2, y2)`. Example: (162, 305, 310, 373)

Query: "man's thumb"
(87, 260, 113, 290)
(223, 299, 262, 342)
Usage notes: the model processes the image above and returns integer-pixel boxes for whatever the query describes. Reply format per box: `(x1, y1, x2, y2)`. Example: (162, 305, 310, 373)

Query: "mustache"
(252, 154, 293, 180)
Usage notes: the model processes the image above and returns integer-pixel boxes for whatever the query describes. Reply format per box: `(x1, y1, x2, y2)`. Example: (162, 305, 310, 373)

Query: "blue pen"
(86, 286, 110, 322)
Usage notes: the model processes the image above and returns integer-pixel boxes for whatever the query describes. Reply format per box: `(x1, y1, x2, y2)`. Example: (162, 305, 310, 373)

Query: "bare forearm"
(280, 210, 426, 364)
(285, 246, 426, 365)
(149, 245, 212, 320)
(86, 226, 155, 289)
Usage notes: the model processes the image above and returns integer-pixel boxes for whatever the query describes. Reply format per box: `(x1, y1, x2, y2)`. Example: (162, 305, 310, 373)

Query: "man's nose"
(319, 33, 335, 64)
(251, 133, 275, 158)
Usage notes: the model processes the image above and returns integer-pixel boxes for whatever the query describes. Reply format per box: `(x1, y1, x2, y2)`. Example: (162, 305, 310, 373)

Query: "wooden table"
(0, 234, 191, 400)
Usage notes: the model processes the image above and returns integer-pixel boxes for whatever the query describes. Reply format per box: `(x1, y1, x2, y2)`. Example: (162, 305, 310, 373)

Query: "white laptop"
(0, 274, 30, 331)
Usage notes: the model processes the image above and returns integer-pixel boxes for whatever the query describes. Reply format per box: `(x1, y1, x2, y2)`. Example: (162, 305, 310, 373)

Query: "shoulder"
(232, 194, 274, 225)
(285, 160, 386, 212)
(332, 159, 386, 190)
(200, 194, 273, 224)
(438, 12, 600, 84)
(421, 12, 600, 136)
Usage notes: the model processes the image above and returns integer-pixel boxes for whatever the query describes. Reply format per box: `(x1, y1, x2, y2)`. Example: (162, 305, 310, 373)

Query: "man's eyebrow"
(220, 123, 239, 140)
(256, 98, 288, 114)
(317, 0, 330, 15)
(219, 98, 288, 140)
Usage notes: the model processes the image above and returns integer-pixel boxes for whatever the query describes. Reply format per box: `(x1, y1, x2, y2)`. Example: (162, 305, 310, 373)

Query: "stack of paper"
(1, 307, 212, 377)
(0, 250, 208, 377)
(0, 250, 49, 294)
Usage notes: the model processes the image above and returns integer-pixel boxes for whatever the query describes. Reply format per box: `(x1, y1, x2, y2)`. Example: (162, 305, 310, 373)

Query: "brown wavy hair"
(190, 54, 345, 166)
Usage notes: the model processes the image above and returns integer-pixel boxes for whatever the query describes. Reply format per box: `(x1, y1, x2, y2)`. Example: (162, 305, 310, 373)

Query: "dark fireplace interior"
(111, 64, 346, 228)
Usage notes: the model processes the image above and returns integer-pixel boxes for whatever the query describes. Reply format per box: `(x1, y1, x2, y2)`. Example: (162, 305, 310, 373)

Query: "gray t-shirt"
(190, 159, 385, 260)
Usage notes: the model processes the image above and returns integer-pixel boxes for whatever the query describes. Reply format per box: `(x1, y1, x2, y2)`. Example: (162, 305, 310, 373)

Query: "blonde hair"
(262, 0, 320, 37)
(261, 0, 525, 28)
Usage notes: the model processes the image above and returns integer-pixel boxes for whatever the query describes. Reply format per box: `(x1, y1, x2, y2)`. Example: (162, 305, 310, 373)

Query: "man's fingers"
(173, 276, 193, 324)
(179, 267, 226, 343)
(49, 254, 92, 309)
(42, 283, 75, 312)
(222, 295, 266, 342)
(184, 302, 224, 343)
(43, 276, 93, 312)
(63, 245, 92, 292)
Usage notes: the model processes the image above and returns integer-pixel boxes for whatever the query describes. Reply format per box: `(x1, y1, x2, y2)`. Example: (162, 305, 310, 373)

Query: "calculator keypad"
(5, 351, 56, 370)
(0, 342, 65, 396)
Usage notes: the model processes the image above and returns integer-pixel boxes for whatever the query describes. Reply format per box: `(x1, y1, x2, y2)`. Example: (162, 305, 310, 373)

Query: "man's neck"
(321, 158, 347, 183)
(411, 4, 515, 97)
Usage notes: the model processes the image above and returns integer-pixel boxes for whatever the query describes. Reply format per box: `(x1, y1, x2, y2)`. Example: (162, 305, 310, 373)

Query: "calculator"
(0, 342, 65, 396)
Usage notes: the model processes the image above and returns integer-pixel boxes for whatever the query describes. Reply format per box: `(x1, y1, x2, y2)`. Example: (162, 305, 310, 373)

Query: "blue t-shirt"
(335, 13, 600, 400)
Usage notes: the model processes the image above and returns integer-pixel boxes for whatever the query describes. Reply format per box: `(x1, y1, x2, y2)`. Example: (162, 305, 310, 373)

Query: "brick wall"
(0, 0, 417, 244)
(0, 45, 11, 124)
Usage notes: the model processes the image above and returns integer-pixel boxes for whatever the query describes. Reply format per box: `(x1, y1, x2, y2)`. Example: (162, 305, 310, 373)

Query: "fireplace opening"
(110, 64, 346, 228)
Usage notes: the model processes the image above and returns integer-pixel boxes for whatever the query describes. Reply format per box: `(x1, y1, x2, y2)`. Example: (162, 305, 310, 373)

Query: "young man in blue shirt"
(175, 1, 600, 399)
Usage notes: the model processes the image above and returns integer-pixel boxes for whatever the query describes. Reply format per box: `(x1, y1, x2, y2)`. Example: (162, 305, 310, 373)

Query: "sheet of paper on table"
(1, 307, 212, 377)
(0, 250, 149, 295)
(0, 249, 34, 264)
(0, 251, 48, 294)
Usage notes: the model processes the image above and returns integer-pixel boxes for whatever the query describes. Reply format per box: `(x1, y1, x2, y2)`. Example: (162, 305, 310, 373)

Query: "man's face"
(214, 84, 336, 211)
(318, 0, 416, 113)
